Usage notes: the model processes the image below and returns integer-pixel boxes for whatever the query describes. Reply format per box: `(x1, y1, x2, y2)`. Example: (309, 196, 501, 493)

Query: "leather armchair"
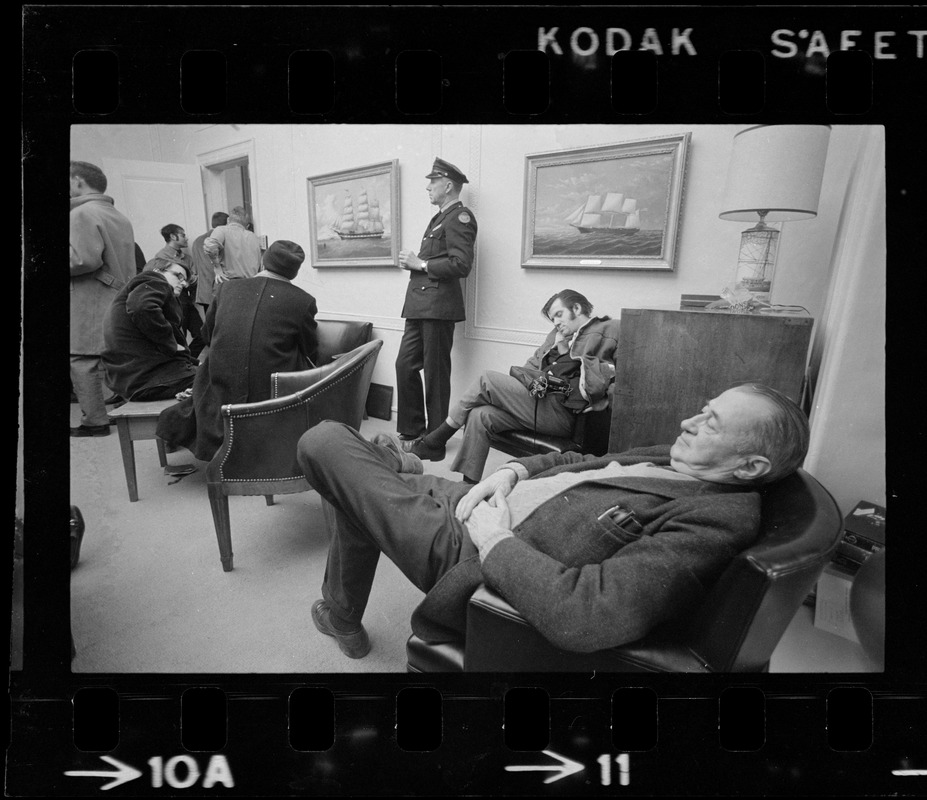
(206, 339, 382, 571)
(407, 468, 843, 672)
(314, 318, 373, 364)
(486, 404, 612, 458)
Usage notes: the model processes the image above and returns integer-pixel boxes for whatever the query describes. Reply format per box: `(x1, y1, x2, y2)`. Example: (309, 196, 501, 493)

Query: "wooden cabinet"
(609, 308, 813, 451)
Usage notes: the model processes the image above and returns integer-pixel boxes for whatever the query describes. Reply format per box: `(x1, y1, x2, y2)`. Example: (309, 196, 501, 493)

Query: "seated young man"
(101, 262, 198, 402)
(405, 289, 621, 484)
(297, 382, 810, 659)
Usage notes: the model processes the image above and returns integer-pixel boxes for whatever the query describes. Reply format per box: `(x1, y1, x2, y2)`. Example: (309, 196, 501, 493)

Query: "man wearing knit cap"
(395, 158, 478, 448)
(156, 240, 319, 462)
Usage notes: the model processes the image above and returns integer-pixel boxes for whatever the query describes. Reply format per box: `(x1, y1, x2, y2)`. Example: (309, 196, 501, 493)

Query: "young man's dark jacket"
(101, 271, 197, 400)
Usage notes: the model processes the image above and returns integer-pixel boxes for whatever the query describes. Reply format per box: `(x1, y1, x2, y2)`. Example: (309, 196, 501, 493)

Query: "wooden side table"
(610, 307, 813, 451)
(106, 399, 179, 501)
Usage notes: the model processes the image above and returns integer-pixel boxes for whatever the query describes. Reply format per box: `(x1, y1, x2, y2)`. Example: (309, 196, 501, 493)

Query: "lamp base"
(732, 225, 779, 304)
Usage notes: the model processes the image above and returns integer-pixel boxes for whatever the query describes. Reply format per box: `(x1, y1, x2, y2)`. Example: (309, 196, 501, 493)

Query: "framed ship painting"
(307, 159, 400, 268)
(521, 133, 691, 271)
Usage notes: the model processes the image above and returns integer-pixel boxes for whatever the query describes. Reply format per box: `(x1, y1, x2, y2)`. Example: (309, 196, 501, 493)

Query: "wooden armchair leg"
(155, 437, 168, 468)
(207, 482, 234, 572)
(265, 495, 275, 506)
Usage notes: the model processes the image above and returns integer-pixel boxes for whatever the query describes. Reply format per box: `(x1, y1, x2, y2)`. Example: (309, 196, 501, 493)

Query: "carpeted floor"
(68, 405, 510, 674)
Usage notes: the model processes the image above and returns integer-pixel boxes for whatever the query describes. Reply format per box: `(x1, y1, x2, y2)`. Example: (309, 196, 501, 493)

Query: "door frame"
(197, 138, 259, 232)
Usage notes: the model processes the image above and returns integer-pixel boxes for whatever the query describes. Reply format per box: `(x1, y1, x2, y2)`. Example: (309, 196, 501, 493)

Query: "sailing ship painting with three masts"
(311, 167, 396, 264)
(529, 150, 676, 261)
(331, 187, 386, 240)
(565, 192, 641, 236)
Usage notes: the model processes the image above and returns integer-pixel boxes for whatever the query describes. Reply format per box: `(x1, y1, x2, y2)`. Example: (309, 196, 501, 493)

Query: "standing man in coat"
(190, 211, 229, 319)
(69, 161, 136, 437)
(203, 206, 263, 283)
(395, 158, 477, 445)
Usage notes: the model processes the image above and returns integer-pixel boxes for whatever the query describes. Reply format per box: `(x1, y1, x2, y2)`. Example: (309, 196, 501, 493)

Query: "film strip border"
(18, 4, 926, 797)
(8, 683, 927, 794)
(70, 48, 877, 118)
(24, 6, 925, 124)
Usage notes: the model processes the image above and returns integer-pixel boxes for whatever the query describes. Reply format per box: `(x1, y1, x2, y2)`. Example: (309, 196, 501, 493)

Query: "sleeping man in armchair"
(297, 382, 810, 660)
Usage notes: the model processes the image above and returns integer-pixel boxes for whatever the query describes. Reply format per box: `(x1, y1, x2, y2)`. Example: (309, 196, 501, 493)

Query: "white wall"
(70, 123, 886, 511)
(803, 128, 886, 514)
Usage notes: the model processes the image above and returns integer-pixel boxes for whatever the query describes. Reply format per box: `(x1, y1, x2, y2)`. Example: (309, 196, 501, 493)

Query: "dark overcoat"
(400, 200, 477, 321)
(101, 272, 197, 400)
(157, 275, 318, 461)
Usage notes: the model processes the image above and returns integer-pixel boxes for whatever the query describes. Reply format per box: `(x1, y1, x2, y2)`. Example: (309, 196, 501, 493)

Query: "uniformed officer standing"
(395, 158, 477, 451)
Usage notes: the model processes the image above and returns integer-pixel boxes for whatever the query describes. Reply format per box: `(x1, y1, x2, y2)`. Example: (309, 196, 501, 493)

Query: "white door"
(102, 158, 204, 264)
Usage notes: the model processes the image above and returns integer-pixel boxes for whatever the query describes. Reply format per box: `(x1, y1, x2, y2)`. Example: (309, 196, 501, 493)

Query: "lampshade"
(720, 125, 831, 222)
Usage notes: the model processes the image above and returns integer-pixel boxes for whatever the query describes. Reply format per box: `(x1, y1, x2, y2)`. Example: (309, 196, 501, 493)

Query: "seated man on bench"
(405, 289, 620, 484)
(101, 262, 198, 403)
(298, 382, 810, 659)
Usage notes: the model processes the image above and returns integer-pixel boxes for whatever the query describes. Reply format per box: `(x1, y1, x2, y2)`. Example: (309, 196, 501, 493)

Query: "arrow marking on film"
(505, 749, 585, 784)
(65, 755, 143, 790)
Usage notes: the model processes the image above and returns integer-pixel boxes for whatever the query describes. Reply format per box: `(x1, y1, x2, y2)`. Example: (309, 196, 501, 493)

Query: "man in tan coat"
(69, 161, 136, 437)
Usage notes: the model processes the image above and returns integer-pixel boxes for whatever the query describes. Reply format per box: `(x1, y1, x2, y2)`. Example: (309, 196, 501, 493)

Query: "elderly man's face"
(670, 388, 772, 483)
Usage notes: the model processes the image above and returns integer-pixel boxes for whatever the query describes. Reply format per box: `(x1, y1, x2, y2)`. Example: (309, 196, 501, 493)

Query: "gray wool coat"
(411, 447, 762, 652)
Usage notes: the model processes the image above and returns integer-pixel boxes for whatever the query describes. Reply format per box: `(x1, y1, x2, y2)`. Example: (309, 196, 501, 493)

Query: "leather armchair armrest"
(464, 585, 709, 673)
(211, 349, 375, 485)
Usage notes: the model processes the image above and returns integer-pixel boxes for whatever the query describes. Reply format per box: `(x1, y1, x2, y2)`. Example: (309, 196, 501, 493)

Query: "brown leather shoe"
(311, 600, 371, 659)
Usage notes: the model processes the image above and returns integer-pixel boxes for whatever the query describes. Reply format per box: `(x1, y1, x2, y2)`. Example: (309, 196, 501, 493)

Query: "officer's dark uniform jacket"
(400, 200, 477, 322)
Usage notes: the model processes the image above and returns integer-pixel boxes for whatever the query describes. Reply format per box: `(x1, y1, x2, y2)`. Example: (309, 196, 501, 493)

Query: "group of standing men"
(69, 158, 269, 438)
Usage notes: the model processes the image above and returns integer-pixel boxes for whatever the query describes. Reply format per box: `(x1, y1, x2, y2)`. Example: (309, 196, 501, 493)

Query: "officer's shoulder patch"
(457, 211, 472, 225)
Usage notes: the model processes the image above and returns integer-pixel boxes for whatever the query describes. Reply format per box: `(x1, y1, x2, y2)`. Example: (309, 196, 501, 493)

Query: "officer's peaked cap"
(425, 158, 468, 185)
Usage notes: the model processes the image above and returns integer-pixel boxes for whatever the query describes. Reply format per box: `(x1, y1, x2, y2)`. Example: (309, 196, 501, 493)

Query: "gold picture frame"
(306, 159, 400, 268)
(521, 133, 691, 271)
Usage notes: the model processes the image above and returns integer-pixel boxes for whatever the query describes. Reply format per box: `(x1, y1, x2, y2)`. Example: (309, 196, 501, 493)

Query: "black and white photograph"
(57, 122, 886, 675)
(16, 4, 921, 796)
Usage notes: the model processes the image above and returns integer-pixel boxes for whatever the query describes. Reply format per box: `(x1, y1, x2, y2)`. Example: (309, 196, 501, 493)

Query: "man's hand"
(398, 249, 426, 272)
(465, 493, 512, 550)
(455, 468, 517, 522)
(215, 270, 230, 285)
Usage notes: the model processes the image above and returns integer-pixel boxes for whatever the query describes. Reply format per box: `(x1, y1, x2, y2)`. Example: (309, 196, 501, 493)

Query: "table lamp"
(719, 125, 831, 306)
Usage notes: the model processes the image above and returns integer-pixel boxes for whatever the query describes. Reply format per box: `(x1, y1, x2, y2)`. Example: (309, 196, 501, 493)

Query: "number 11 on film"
(597, 753, 630, 786)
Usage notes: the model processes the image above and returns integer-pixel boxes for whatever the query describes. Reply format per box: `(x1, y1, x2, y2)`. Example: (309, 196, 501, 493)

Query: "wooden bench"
(107, 399, 180, 501)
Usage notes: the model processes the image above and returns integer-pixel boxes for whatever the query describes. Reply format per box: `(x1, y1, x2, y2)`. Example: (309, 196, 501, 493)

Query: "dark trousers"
(297, 421, 475, 626)
(180, 288, 205, 358)
(395, 318, 456, 437)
